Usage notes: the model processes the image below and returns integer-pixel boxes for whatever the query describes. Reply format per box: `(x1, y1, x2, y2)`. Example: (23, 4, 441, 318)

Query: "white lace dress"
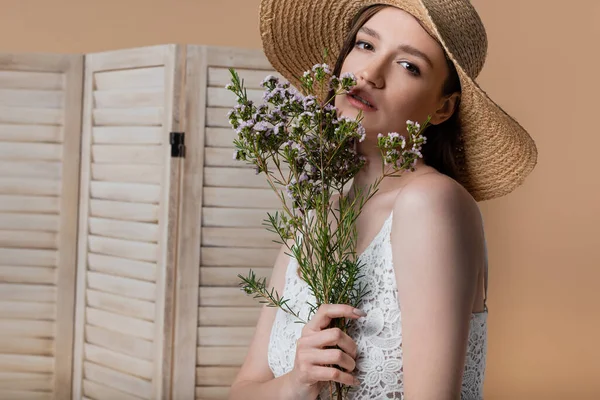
(267, 211, 488, 399)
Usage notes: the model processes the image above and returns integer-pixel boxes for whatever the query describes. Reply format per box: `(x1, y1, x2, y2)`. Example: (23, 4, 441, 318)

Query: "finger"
(310, 365, 359, 387)
(301, 328, 358, 359)
(305, 304, 367, 331)
(302, 348, 356, 372)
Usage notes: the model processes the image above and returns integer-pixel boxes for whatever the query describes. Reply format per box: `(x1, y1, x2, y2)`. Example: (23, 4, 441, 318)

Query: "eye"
(399, 61, 421, 76)
(354, 40, 374, 51)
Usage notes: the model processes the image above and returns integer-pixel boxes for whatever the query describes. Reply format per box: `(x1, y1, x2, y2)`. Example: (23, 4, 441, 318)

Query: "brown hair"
(329, 4, 465, 180)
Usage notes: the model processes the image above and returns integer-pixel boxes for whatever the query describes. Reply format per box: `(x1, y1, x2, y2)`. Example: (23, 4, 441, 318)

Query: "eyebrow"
(358, 26, 434, 69)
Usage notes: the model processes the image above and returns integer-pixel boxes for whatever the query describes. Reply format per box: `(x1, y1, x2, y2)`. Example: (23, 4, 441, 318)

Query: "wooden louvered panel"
(0, 54, 81, 400)
(73, 44, 184, 400)
(189, 47, 283, 398)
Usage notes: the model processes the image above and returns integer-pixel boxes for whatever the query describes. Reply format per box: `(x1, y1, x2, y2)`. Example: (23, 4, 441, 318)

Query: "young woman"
(229, 0, 537, 399)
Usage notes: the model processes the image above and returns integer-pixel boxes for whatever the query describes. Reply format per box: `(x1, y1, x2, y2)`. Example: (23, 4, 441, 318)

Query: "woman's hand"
(287, 304, 366, 399)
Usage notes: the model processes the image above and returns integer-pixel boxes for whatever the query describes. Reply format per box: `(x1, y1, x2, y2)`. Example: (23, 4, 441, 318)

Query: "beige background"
(1, 0, 598, 398)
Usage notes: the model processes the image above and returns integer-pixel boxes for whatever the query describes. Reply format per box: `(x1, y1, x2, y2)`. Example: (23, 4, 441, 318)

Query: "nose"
(357, 57, 385, 89)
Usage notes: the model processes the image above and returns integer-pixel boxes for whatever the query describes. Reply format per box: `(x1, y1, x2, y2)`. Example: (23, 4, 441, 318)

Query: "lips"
(347, 88, 377, 110)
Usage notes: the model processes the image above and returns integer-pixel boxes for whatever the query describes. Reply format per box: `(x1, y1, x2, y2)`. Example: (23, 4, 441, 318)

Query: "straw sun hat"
(259, 0, 538, 202)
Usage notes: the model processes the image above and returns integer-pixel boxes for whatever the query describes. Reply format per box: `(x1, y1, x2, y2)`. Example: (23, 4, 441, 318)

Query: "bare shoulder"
(393, 171, 481, 226)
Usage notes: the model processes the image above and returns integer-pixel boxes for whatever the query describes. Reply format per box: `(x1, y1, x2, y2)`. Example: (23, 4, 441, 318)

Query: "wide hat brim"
(259, 0, 538, 202)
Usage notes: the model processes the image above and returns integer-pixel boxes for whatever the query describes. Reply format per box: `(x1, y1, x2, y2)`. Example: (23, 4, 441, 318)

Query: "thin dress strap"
(480, 207, 489, 313)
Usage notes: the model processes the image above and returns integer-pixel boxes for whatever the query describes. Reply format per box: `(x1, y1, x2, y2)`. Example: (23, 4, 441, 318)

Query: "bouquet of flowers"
(226, 61, 429, 399)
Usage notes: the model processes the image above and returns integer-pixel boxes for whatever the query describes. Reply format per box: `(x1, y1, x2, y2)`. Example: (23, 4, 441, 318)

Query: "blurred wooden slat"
(92, 126, 162, 145)
(198, 288, 260, 308)
(201, 247, 279, 267)
(92, 145, 163, 165)
(202, 207, 276, 228)
(204, 147, 244, 168)
(204, 167, 288, 189)
(205, 128, 235, 148)
(83, 379, 145, 400)
(198, 307, 261, 326)
(88, 253, 157, 283)
(93, 88, 164, 108)
(0, 107, 63, 125)
(86, 308, 154, 341)
(85, 325, 154, 362)
(0, 320, 55, 338)
(0, 338, 53, 356)
(86, 289, 155, 321)
(0, 214, 59, 232)
(203, 187, 281, 209)
(196, 347, 247, 366)
(90, 181, 161, 203)
(0, 178, 60, 196)
(206, 47, 274, 70)
(208, 67, 281, 89)
(201, 227, 279, 248)
(205, 107, 229, 128)
(199, 267, 272, 287)
(0, 284, 56, 302)
(91, 164, 163, 184)
(196, 366, 239, 386)
(83, 361, 152, 399)
(94, 67, 164, 91)
(0, 231, 57, 249)
(0, 89, 64, 108)
(206, 87, 263, 108)
(0, 124, 62, 143)
(0, 143, 62, 161)
(0, 266, 56, 285)
(88, 235, 158, 263)
(0, 71, 64, 90)
(93, 107, 163, 127)
(89, 199, 159, 223)
(0, 301, 55, 320)
(0, 161, 61, 179)
(88, 217, 159, 243)
(0, 195, 58, 214)
(0, 372, 53, 391)
(0, 389, 52, 399)
(0, 354, 53, 373)
(87, 271, 156, 302)
(195, 386, 230, 400)
(84, 344, 153, 380)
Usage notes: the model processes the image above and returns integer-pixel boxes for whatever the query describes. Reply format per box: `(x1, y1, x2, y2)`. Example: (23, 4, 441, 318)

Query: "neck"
(349, 140, 429, 200)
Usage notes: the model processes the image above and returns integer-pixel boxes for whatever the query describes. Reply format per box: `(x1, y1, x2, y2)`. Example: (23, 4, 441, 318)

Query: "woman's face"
(336, 7, 453, 141)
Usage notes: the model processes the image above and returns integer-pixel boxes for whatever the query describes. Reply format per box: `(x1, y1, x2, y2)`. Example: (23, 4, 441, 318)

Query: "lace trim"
(268, 212, 487, 399)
